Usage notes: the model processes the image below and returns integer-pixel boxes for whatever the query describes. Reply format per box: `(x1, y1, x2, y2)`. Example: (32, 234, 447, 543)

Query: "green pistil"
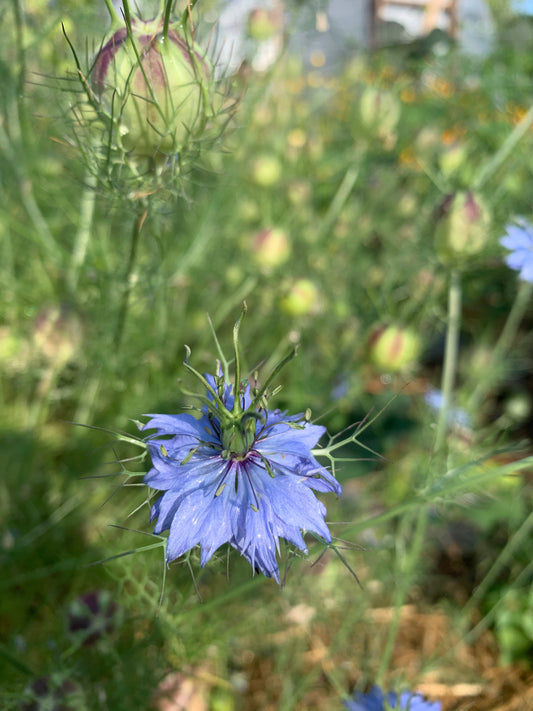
(220, 416, 256, 459)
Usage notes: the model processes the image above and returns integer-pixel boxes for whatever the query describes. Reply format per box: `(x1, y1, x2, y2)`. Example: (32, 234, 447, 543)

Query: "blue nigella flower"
(344, 685, 442, 711)
(500, 217, 533, 283)
(142, 320, 341, 583)
(424, 388, 470, 429)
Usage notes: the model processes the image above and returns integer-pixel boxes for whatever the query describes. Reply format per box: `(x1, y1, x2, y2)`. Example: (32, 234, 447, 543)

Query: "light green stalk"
(434, 269, 462, 456)
(67, 169, 98, 293)
(468, 279, 533, 413)
(114, 206, 147, 349)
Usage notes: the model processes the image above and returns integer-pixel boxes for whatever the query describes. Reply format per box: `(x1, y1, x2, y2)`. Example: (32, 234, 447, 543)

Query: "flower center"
(219, 415, 258, 460)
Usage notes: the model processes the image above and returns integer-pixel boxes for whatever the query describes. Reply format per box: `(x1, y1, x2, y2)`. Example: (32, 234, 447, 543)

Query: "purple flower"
(66, 590, 119, 646)
(500, 218, 533, 283)
(143, 375, 341, 583)
(21, 675, 84, 711)
(344, 685, 442, 711)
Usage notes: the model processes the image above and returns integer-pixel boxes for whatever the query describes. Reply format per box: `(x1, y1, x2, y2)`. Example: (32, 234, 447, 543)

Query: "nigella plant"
(141, 307, 342, 583)
(344, 685, 442, 711)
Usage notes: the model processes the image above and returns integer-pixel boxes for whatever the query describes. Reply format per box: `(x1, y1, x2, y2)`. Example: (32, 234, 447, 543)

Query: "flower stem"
(162, 0, 173, 37)
(318, 163, 359, 240)
(67, 169, 97, 293)
(434, 269, 462, 456)
(473, 103, 533, 190)
(459, 506, 533, 627)
(114, 207, 146, 350)
(103, 0, 121, 26)
(468, 279, 533, 413)
(231, 304, 247, 415)
(181, 0, 201, 28)
(0, 121, 60, 261)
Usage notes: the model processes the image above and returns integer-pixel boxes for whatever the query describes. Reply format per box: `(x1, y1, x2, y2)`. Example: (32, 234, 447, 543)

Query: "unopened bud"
(251, 227, 291, 268)
(435, 191, 491, 265)
(359, 86, 401, 141)
(92, 16, 215, 158)
(368, 324, 421, 372)
(280, 279, 319, 317)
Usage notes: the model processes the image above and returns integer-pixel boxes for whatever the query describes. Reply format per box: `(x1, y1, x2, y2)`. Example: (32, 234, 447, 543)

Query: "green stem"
(73, 371, 102, 425)
(162, 0, 174, 37)
(231, 304, 246, 415)
(115, 207, 146, 350)
(12, 0, 28, 140)
(122, 0, 132, 26)
(473, 103, 533, 190)
(460, 506, 533, 626)
(181, 0, 201, 27)
(0, 122, 60, 261)
(468, 280, 533, 412)
(319, 163, 359, 239)
(67, 169, 98, 293)
(103, 0, 122, 26)
(434, 269, 462, 456)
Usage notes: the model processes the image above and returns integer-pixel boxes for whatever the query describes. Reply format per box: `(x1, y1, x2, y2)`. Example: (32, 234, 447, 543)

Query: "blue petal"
(344, 686, 386, 711)
(520, 260, 533, 282)
(259, 421, 326, 452)
(143, 412, 209, 437)
(165, 484, 236, 564)
(144, 451, 225, 491)
(261, 471, 332, 540)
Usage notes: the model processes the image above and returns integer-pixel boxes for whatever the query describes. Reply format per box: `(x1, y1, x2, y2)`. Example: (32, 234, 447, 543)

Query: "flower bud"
(359, 86, 401, 143)
(92, 16, 214, 158)
(251, 227, 291, 268)
(368, 324, 421, 372)
(435, 191, 491, 265)
(280, 279, 319, 317)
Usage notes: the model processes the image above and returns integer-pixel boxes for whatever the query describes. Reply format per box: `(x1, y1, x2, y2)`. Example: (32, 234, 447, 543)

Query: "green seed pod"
(368, 324, 421, 372)
(280, 279, 319, 317)
(435, 191, 491, 266)
(251, 227, 291, 269)
(92, 15, 215, 158)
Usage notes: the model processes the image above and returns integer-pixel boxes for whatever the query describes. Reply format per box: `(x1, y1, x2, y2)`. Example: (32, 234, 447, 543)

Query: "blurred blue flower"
(424, 388, 470, 428)
(500, 218, 533, 283)
(143, 375, 341, 583)
(344, 685, 442, 711)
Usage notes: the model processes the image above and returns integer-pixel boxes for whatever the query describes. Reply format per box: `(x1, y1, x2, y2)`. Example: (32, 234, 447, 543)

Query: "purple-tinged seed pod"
(92, 15, 215, 158)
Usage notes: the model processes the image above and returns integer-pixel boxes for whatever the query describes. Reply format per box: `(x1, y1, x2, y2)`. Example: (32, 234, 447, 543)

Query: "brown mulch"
(367, 604, 533, 711)
(238, 603, 532, 710)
